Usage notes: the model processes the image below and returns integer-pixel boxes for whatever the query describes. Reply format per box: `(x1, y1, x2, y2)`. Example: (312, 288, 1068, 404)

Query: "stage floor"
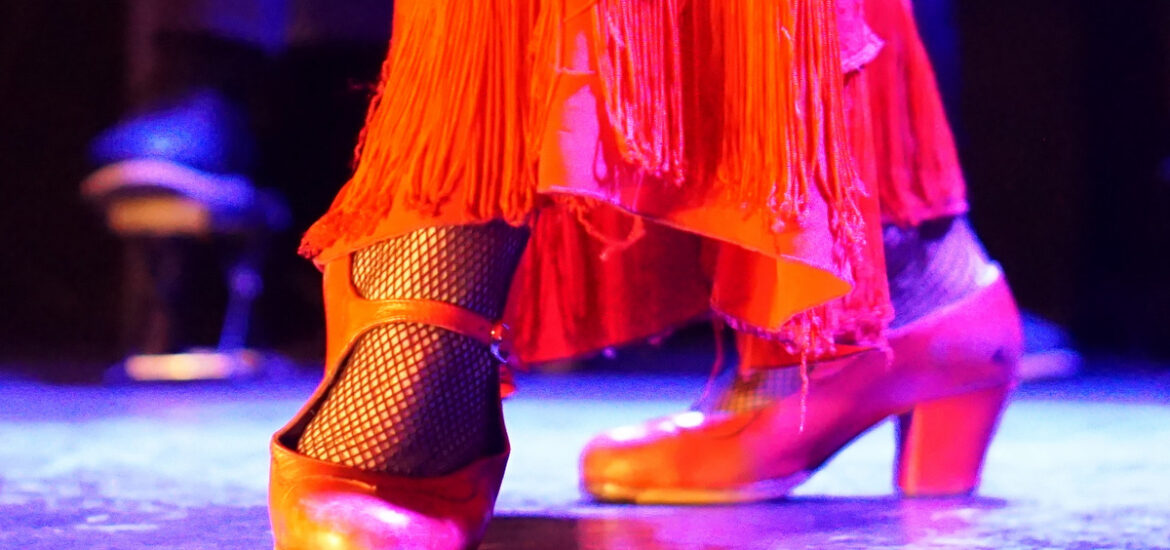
(1, 365, 1167, 549)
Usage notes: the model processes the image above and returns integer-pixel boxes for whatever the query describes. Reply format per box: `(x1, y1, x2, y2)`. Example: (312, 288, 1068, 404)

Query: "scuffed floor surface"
(0, 367, 1167, 549)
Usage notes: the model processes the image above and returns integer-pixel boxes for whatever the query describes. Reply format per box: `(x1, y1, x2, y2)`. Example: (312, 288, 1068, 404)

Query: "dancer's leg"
(297, 222, 528, 476)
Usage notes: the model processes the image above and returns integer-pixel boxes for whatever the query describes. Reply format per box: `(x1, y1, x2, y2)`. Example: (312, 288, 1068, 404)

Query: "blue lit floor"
(0, 365, 1167, 549)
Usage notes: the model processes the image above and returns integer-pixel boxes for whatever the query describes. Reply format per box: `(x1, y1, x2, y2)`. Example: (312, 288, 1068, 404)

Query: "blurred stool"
(83, 89, 290, 381)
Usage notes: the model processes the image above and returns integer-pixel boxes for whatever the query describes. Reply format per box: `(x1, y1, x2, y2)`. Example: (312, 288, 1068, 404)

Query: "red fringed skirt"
(300, 0, 966, 367)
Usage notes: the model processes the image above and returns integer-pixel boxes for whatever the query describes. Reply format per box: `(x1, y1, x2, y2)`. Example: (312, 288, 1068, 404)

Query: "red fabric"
(739, 0, 971, 369)
(505, 205, 711, 364)
(302, 1, 926, 366)
(865, 0, 968, 226)
(508, 0, 968, 368)
(837, 0, 886, 73)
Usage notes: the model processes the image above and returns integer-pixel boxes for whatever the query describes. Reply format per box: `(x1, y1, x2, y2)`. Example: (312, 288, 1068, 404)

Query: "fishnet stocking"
(297, 222, 528, 476)
(884, 216, 992, 328)
(694, 364, 803, 414)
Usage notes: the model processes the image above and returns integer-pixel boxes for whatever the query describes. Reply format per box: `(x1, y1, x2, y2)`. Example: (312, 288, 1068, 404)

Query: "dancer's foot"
(269, 223, 528, 549)
(580, 217, 1022, 503)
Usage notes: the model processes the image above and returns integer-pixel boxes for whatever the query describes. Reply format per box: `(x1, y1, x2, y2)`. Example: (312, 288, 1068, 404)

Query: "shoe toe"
(580, 416, 698, 497)
(277, 488, 470, 550)
(580, 436, 641, 490)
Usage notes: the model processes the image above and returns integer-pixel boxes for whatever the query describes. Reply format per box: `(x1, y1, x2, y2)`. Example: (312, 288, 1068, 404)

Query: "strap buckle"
(489, 322, 512, 364)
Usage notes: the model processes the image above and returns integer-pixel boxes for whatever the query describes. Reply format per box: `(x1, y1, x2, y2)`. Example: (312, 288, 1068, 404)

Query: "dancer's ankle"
(296, 222, 528, 476)
(884, 216, 995, 328)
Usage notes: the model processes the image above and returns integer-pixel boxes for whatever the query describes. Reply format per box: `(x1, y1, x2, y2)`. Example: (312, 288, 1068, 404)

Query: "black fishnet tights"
(297, 222, 529, 476)
(883, 216, 992, 328)
(694, 364, 802, 414)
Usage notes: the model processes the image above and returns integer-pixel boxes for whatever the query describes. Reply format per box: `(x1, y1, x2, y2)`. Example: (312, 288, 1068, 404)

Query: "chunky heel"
(895, 384, 1011, 497)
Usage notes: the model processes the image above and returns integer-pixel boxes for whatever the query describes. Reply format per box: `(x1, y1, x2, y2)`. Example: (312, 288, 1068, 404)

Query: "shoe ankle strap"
(323, 255, 514, 374)
(361, 298, 513, 363)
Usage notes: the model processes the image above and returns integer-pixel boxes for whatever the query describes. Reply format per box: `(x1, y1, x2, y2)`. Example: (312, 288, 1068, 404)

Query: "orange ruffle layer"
(301, 0, 964, 367)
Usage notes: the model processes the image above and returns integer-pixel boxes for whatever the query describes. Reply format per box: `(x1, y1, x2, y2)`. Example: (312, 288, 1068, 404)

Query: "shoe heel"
(895, 384, 1010, 497)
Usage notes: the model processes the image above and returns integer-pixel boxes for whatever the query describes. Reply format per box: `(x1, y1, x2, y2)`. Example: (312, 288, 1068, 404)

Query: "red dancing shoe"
(269, 255, 510, 549)
(580, 265, 1021, 503)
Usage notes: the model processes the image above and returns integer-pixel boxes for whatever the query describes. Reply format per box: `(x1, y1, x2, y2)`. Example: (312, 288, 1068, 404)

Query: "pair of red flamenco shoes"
(268, 257, 1021, 549)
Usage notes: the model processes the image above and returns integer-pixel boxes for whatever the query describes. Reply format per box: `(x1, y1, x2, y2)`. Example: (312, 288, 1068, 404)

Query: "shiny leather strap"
(351, 297, 512, 363)
(355, 298, 500, 347)
(323, 255, 512, 375)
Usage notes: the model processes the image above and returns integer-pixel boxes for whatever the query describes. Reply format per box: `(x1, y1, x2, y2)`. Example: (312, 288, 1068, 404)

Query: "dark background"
(1, 1, 1168, 371)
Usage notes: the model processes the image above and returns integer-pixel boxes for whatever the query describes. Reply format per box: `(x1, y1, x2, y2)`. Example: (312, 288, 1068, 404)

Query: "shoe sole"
(583, 470, 812, 505)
